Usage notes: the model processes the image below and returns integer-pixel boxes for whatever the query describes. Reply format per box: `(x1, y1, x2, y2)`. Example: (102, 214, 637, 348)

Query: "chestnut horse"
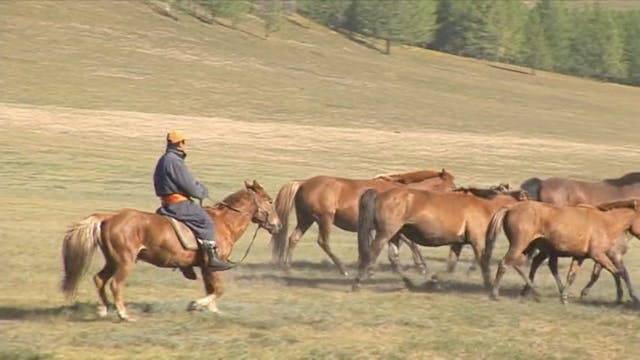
(488, 199, 640, 306)
(518, 171, 640, 297)
(61, 180, 281, 321)
(270, 169, 456, 275)
(352, 185, 529, 291)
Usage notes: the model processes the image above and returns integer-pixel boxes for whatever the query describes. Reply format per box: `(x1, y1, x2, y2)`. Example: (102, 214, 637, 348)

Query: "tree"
(297, 0, 354, 29)
(353, 0, 437, 54)
(534, 0, 571, 72)
(569, 4, 625, 80)
(521, 6, 553, 74)
(257, 0, 285, 37)
(620, 10, 640, 84)
(430, 0, 476, 55)
(198, 0, 252, 26)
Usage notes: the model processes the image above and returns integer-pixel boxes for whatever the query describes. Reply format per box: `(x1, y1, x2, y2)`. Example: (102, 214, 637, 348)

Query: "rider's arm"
(167, 158, 209, 200)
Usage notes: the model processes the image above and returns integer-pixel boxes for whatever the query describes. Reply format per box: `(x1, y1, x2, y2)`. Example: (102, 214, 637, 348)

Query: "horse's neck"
(602, 208, 637, 236)
(219, 200, 255, 242)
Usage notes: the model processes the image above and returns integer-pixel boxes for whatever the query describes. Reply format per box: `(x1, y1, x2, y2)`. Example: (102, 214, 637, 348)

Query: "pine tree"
(353, 0, 437, 54)
(535, 0, 571, 72)
(621, 10, 640, 84)
(296, 0, 354, 29)
(569, 4, 625, 80)
(521, 6, 553, 74)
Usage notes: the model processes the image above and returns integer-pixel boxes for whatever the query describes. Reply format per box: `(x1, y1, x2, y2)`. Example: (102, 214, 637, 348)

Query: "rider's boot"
(199, 239, 234, 271)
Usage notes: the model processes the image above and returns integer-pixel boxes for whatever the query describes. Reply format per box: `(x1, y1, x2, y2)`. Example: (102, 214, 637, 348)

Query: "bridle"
(207, 188, 275, 264)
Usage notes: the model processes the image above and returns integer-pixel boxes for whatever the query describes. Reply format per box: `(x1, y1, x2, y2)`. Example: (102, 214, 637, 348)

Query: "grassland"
(1, 1, 640, 359)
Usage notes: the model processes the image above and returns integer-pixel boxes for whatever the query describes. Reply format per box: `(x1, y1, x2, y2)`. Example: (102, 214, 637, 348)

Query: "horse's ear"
(244, 180, 251, 189)
(633, 199, 639, 211)
(252, 179, 260, 188)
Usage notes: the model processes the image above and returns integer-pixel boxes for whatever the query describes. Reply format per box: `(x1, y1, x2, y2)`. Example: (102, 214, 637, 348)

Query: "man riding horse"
(153, 130, 232, 271)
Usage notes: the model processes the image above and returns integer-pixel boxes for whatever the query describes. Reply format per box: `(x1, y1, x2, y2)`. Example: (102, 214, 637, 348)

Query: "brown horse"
(61, 180, 281, 321)
(518, 172, 640, 297)
(488, 199, 640, 305)
(520, 172, 640, 206)
(271, 169, 456, 275)
(352, 185, 529, 291)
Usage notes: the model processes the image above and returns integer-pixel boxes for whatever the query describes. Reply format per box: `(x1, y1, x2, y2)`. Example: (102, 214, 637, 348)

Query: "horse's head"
(244, 180, 282, 235)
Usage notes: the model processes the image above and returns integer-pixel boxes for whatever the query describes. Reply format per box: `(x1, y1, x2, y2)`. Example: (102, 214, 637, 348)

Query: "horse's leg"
(389, 235, 416, 289)
(353, 230, 393, 291)
(590, 252, 636, 305)
(189, 267, 221, 313)
(609, 254, 640, 306)
(93, 260, 116, 318)
(491, 246, 537, 300)
(110, 261, 135, 322)
(316, 215, 348, 276)
(579, 262, 602, 300)
(566, 258, 585, 293)
(521, 250, 547, 297)
(468, 236, 492, 289)
(402, 235, 428, 275)
(446, 244, 462, 273)
(284, 216, 313, 269)
(547, 255, 569, 304)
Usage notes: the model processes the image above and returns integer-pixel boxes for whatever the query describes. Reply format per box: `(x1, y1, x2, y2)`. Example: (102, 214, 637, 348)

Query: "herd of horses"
(60, 170, 640, 321)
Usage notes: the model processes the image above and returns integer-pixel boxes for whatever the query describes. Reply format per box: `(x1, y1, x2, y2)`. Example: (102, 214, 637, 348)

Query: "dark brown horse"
(271, 169, 456, 275)
(488, 199, 640, 305)
(520, 172, 640, 206)
(61, 180, 281, 321)
(352, 185, 529, 291)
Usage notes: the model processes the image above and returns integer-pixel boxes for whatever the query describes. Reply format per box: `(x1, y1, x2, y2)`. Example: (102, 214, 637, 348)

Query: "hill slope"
(1, 0, 639, 146)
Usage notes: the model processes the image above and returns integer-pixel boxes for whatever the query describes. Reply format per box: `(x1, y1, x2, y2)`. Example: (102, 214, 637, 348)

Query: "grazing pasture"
(1, 1, 640, 359)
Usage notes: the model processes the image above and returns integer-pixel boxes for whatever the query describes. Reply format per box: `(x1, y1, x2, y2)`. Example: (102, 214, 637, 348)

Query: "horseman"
(153, 130, 233, 271)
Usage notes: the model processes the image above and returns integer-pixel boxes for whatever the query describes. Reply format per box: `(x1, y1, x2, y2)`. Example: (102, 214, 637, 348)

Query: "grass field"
(2, 1, 640, 359)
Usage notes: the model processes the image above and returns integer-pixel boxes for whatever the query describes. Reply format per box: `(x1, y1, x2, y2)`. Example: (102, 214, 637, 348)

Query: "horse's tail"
(358, 189, 378, 266)
(483, 207, 508, 275)
(519, 177, 542, 202)
(60, 214, 108, 299)
(271, 180, 303, 264)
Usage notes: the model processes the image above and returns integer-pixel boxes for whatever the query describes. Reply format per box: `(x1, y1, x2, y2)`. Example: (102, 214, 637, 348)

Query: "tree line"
(173, 0, 640, 86)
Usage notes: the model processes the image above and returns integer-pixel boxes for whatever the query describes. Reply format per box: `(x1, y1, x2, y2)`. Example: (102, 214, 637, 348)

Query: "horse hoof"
(489, 293, 500, 301)
(402, 278, 416, 291)
(97, 306, 108, 318)
(351, 283, 361, 292)
(188, 301, 202, 312)
(341, 271, 350, 277)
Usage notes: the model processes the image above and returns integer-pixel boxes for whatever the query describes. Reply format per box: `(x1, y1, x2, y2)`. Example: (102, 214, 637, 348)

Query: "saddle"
(162, 216, 200, 280)
(164, 216, 199, 251)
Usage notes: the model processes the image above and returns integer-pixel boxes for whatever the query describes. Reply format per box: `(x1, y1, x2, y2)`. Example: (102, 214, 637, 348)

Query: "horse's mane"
(453, 183, 511, 199)
(597, 199, 639, 211)
(603, 172, 640, 186)
(374, 169, 452, 184)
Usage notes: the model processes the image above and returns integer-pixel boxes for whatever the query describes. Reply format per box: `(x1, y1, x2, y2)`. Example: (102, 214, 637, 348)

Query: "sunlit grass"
(1, 1, 640, 359)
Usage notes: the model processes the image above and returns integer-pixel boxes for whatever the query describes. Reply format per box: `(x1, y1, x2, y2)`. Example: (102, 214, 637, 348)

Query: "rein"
(228, 226, 260, 264)
(202, 192, 268, 264)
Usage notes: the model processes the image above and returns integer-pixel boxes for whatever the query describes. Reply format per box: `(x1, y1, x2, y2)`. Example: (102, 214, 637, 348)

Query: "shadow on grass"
(0, 301, 192, 322)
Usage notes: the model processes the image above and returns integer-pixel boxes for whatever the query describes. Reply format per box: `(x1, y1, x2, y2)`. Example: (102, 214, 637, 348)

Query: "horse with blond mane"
(61, 181, 281, 321)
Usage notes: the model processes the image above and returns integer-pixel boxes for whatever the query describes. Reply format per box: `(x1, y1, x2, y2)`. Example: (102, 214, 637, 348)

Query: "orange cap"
(166, 130, 187, 144)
